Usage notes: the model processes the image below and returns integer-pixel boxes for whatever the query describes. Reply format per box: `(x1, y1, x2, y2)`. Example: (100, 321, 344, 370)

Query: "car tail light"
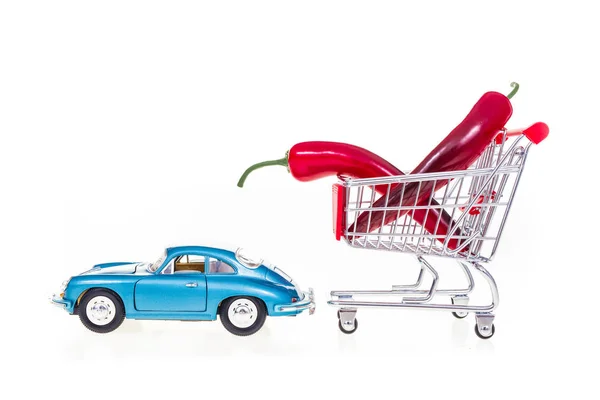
(291, 297, 298, 303)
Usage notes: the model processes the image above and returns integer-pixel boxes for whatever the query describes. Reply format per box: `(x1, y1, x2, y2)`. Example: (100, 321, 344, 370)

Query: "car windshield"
(235, 248, 263, 269)
(147, 251, 168, 273)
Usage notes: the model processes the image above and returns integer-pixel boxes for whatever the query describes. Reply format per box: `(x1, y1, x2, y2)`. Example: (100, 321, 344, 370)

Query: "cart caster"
(474, 313, 495, 339)
(475, 323, 495, 339)
(337, 308, 358, 335)
(451, 295, 469, 319)
(338, 318, 358, 334)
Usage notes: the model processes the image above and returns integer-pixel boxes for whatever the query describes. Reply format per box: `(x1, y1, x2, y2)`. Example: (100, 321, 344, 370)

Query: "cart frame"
(328, 126, 546, 338)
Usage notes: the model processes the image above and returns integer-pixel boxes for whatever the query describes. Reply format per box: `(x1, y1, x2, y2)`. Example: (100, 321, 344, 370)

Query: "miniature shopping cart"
(329, 123, 548, 339)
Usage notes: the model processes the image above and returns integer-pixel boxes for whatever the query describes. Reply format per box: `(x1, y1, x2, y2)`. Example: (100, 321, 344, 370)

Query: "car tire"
(219, 296, 267, 336)
(78, 289, 125, 334)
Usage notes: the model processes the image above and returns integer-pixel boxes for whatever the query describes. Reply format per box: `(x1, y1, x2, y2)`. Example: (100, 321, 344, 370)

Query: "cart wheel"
(338, 318, 358, 334)
(452, 311, 468, 319)
(474, 323, 495, 339)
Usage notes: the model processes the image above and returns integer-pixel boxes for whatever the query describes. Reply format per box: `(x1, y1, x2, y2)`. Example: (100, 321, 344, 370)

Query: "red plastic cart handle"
(332, 183, 346, 240)
(495, 122, 549, 145)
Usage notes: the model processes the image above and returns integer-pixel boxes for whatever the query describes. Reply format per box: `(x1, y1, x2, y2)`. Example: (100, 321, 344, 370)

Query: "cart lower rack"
(329, 124, 547, 338)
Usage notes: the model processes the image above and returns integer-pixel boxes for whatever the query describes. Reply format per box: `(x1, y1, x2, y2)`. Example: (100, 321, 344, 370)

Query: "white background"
(1, 1, 598, 398)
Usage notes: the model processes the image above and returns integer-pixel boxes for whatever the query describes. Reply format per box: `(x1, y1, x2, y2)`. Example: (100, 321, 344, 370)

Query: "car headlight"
(60, 279, 70, 292)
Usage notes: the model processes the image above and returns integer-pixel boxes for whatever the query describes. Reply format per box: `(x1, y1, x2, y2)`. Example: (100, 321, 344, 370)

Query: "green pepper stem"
(237, 153, 289, 187)
(507, 82, 520, 99)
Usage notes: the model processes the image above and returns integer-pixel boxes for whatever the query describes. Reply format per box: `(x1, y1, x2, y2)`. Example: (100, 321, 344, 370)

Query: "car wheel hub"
(86, 296, 116, 326)
(228, 298, 257, 329)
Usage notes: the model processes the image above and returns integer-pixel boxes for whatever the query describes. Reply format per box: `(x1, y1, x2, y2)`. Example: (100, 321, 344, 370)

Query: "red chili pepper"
(237, 141, 463, 249)
(350, 90, 514, 240)
(238, 142, 407, 189)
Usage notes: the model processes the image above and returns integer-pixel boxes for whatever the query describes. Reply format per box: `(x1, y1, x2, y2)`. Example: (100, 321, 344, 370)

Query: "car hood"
(81, 262, 150, 276)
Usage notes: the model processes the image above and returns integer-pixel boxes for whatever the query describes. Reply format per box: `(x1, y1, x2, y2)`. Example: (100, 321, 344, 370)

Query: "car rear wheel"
(219, 296, 266, 336)
(79, 289, 125, 333)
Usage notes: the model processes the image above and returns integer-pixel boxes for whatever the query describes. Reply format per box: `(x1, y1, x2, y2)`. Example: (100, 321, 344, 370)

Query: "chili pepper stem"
(237, 153, 290, 187)
(507, 82, 519, 99)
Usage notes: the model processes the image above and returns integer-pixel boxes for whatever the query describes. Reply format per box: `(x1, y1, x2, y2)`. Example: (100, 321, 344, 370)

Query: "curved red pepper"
(350, 91, 513, 241)
(237, 141, 463, 249)
(289, 142, 405, 188)
(237, 142, 404, 189)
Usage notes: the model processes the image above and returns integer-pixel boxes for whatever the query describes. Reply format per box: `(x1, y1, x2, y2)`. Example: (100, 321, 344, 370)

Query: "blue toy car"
(50, 246, 315, 336)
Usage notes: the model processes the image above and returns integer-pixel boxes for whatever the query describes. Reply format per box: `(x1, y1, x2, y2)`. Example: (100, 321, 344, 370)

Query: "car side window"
(174, 254, 205, 273)
(161, 260, 174, 274)
(207, 258, 235, 274)
(188, 255, 205, 263)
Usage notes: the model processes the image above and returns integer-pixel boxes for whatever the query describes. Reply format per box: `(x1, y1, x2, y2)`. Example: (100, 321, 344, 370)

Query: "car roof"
(164, 245, 271, 268)
(166, 245, 234, 254)
(165, 245, 237, 258)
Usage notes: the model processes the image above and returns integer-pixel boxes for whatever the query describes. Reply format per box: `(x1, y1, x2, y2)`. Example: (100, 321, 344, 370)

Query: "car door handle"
(185, 282, 198, 288)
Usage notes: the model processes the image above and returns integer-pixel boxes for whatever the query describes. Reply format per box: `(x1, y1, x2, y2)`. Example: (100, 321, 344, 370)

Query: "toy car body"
(50, 246, 315, 336)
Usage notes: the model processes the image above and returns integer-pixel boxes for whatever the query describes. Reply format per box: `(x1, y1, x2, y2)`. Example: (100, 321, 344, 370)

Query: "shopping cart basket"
(329, 123, 548, 338)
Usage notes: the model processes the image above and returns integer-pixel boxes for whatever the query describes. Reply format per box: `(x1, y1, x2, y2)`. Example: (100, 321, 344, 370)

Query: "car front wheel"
(219, 296, 266, 336)
(78, 289, 125, 333)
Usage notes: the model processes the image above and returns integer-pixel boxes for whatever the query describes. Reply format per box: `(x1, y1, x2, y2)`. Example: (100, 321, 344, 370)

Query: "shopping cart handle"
(495, 122, 549, 145)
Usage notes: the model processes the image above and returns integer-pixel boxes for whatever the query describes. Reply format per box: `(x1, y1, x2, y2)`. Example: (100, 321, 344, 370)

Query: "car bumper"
(49, 294, 73, 312)
(275, 288, 315, 315)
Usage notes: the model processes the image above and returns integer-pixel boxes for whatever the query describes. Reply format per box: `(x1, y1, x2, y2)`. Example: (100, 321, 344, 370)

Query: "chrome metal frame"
(329, 131, 536, 338)
(49, 294, 70, 309)
(276, 288, 316, 315)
